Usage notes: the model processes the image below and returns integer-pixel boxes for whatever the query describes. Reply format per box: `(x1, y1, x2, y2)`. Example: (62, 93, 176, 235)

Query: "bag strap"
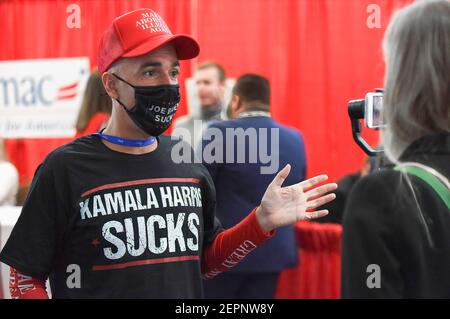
(394, 162, 450, 210)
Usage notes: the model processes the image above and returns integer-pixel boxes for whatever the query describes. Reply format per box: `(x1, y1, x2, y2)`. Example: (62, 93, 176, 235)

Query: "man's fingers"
(302, 210, 329, 221)
(299, 175, 329, 191)
(305, 183, 338, 199)
(270, 164, 291, 188)
(306, 193, 336, 210)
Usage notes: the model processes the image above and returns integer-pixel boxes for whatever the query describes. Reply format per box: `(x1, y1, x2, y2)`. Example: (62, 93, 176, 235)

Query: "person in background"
(342, 0, 450, 298)
(0, 139, 19, 206)
(74, 68, 112, 138)
(201, 74, 307, 299)
(172, 62, 226, 148)
(316, 153, 393, 224)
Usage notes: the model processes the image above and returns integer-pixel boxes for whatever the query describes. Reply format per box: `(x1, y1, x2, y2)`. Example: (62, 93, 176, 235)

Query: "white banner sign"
(0, 58, 90, 138)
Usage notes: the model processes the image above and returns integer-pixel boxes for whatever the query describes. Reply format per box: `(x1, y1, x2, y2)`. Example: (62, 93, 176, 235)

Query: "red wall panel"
(0, 0, 413, 184)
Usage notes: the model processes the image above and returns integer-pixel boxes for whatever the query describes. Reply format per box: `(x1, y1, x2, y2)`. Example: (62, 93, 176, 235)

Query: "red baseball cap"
(98, 8, 200, 74)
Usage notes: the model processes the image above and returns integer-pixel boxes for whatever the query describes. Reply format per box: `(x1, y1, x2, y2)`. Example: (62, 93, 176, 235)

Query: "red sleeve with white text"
(9, 267, 49, 299)
(201, 208, 275, 279)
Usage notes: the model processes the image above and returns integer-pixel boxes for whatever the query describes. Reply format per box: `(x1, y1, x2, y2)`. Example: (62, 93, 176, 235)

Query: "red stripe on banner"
(82, 177, 201, 197)
(58, 82, 78, 91)
(92, 255, 200, 271)
(57, 93, 77, 100)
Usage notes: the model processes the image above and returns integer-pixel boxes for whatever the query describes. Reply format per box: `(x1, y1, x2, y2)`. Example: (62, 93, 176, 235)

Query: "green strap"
(395, 165, 450, 210)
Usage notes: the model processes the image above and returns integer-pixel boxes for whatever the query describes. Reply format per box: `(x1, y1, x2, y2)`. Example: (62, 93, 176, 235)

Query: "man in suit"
(172, 62, 226, 148)
(201, 74, 307, 299)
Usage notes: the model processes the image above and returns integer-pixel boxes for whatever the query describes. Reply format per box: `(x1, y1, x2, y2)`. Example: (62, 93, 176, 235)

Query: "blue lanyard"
(94, 132, 156, 147)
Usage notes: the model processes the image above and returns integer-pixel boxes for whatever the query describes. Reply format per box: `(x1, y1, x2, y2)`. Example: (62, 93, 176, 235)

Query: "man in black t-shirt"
(0, 8, 337, 299)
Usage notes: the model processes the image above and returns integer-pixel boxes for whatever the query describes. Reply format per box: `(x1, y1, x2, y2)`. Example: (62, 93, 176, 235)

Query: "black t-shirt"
(0, 134, 223, 298)
(341, 132, 450, 298)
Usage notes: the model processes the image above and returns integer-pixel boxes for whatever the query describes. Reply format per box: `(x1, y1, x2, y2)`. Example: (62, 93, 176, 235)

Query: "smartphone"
(365, 92, 385, 128)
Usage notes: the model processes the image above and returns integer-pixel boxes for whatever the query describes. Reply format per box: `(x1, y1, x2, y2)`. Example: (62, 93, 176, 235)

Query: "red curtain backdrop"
(194, 0, 414, 181)
(276, 222, 343, 299)
(0, 0, 413, 185)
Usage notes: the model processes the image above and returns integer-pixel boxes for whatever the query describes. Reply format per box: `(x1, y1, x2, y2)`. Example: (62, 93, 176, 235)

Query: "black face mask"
(112, 73, 180, 136)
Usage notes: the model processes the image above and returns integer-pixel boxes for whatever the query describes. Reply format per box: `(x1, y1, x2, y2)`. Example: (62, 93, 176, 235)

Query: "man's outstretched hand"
(256, 164, 338, 233)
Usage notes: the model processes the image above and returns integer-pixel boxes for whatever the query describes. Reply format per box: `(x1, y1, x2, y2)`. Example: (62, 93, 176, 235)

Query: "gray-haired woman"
(342, 0, 450, 298)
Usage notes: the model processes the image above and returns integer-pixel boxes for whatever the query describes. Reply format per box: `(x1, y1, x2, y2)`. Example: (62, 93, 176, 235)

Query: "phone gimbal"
(348, 89, 384, 156)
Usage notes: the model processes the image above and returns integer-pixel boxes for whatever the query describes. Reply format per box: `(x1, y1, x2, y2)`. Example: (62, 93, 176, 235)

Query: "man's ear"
(232, 95, 242, 113)
(102, 72, 118, 100)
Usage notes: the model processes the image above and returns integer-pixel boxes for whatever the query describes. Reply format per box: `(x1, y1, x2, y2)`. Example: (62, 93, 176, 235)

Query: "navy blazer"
(200, 116, 307, 273)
